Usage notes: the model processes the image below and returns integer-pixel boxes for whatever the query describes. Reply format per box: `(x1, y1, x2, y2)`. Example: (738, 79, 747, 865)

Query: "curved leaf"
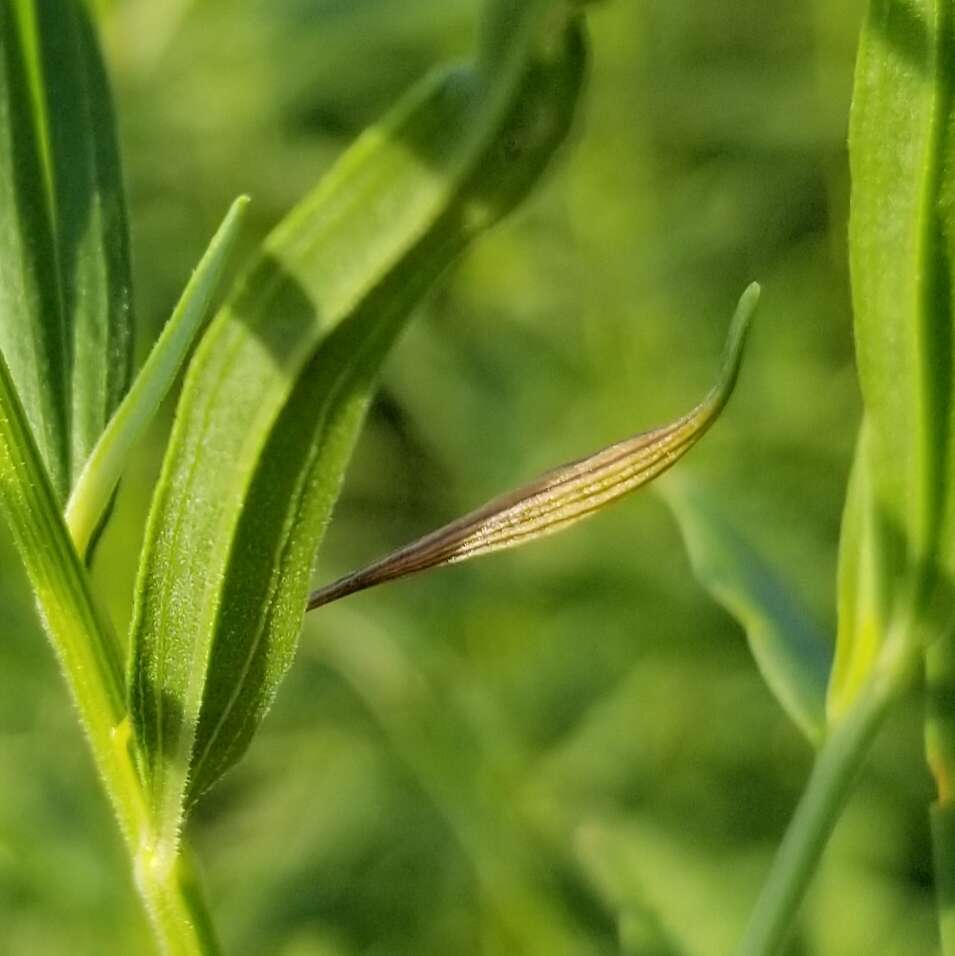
(128, 0, 588, 845)
(661, 475, 830, 745)
(307, 284, 759, 611)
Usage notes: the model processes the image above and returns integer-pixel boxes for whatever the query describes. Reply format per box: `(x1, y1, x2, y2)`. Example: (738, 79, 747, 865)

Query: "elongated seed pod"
(308, 282, 760, 611)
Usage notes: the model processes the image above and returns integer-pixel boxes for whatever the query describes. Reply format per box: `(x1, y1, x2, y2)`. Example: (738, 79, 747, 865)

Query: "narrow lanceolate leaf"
(65, 196, 250, 557)
(32, 0, 135, 485)
(660, 475, 830, 745)
(308, 284, 760, 611)
(0, 0, 70, 499)
(0, 0, 133, 502)
(129, 0, 588, 845)
(848, 0, 954, 639)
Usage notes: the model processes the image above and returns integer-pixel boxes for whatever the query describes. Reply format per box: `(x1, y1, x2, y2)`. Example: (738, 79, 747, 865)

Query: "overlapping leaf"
(128, 0, 588, 844)
(0, 0, 133, 502)
(66, 196, 250, 556)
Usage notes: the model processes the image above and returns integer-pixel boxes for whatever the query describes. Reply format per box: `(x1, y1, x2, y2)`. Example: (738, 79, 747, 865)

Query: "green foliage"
(6, 0, 954, 954)
(66, 195, 250, 556)
(846, 0, 954, 644)
(0, 0, 133, 502)
(127, 0, 587, 877)
(661, 475, 830, 745)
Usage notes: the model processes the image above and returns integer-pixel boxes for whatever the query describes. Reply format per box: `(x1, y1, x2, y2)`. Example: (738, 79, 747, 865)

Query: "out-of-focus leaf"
(0, 0, 133, 502)
(65, 196, 249, 556)
(661, 475, 830, 744)
(307, 284, 759, 611)
(577, 816, 761, 956)
(128, 0, 588, 849)
(827, 423, 891, 723)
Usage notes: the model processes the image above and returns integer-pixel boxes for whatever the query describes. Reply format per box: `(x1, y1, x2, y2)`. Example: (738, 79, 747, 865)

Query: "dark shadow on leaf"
(866, 0, 931, 74)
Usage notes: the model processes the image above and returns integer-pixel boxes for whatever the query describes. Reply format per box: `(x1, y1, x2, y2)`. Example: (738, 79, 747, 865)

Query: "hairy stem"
(0, 350, 218, 954)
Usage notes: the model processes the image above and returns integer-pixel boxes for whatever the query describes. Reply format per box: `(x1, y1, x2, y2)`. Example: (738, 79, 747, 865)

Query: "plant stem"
(735, 633, 919, 956)
(926, 630, 955, 954)
(0, 351, 219, 954)
(135, 840, 223, 956)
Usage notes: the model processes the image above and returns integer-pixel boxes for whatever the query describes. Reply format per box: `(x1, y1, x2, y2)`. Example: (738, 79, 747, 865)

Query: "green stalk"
(735, 633, 919, 956)
(927, 630, 955, 954)
(0, 349, 218, 955)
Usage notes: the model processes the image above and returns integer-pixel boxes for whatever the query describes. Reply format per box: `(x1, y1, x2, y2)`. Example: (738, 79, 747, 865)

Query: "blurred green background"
(0, 1, 939, 953)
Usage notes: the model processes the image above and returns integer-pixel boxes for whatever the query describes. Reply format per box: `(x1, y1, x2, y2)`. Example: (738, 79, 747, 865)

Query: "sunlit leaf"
(128, 0, 588, 847)
(65, 196, 249, 556)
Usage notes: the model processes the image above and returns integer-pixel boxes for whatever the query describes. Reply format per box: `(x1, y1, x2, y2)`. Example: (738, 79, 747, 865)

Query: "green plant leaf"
(0, 0, 70, 500)
(65, 196, 250, 557)
(660, 475, 830, 745)
(33, 0, 135, 486)
(0, 0, 133, 502)
(848, 0, 954, 638)
(128, 0, 588, 848)
(306, 284, 759, 611)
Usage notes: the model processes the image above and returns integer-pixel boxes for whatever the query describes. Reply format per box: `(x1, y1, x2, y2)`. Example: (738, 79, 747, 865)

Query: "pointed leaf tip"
(711, 282, 760, 410)
(308, 283, 759, 611)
